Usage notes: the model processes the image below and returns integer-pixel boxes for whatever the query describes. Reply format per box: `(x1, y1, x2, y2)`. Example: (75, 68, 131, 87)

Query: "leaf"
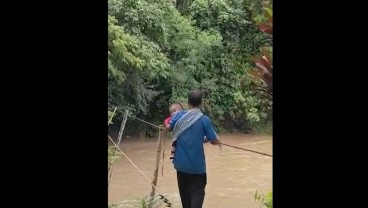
(261, 48, 272, 65)
(253, 57, 272, 76)
(248, 71, 262, 80)
(265, 7, 273, 18)
(258, 23, 273, 35)
(267, 16, 273, 24)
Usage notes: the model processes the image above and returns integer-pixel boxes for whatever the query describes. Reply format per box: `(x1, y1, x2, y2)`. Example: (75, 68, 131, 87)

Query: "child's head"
(169, 103, 183, 115)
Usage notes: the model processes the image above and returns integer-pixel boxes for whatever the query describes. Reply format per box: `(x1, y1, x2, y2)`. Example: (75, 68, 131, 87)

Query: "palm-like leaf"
(249, 7, 273, 100)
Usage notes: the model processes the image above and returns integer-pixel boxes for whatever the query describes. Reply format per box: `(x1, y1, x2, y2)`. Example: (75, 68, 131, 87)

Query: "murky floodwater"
(108, 133, 272, 208)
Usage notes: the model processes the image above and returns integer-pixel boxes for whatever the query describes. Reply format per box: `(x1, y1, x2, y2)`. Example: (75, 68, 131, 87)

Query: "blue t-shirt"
(169, 111, 217, 174)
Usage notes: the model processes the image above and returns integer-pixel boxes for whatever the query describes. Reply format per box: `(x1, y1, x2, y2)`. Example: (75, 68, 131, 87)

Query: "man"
(168, 90, 221, 208)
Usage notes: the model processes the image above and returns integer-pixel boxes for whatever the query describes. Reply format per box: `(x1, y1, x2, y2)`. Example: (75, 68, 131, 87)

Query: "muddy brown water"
(108, 133, 272, 208)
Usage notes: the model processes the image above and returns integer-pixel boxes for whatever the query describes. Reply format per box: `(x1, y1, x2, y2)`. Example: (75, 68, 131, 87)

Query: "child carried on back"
(164, 103, 209, 160)
(164, 103, 185, 159)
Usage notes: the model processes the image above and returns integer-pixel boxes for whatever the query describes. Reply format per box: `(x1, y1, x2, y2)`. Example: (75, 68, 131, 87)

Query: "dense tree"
(108, 0, 272, 136)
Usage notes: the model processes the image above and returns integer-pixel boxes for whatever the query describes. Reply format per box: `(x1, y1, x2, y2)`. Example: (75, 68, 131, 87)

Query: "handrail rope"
(108, 135, 173, 207)
(108, 110, 129, 187)
(108, 106, 161, 129)
(108, 107, 272, 157)
(108, 135, 164, 196)
(219, 142, 272, 157)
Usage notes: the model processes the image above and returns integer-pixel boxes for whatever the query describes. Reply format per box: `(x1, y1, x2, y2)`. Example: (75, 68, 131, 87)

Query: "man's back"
(171, 90, 221, 208)
(173, 115, 217, 174)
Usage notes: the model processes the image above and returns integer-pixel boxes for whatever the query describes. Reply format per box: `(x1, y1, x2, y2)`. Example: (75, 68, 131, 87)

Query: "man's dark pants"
(177, 171, 207, 208)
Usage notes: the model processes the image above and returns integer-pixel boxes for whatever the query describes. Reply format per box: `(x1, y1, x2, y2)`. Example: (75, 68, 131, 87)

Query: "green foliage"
(108, 196, 163, 208)
(108, 109, 120, 164)
(185, 0, 271, 128)
(249, 6, 272, 102)
(108, 109, 117, 125)
(253, 119, 272, 134)
(137, 197, 158, 208)
(108, 0, 272, 135)
(108, 12, 170, 117)
(108, 146, 121, 164)
(108, 111, 113, 124)
(252, 190, 273, 208)
(108, 204, 120, 208)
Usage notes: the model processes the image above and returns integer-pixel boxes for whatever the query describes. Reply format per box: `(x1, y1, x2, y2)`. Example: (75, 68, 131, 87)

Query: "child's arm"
(168, 111, 184, 131)
(164, 117, 171, 128)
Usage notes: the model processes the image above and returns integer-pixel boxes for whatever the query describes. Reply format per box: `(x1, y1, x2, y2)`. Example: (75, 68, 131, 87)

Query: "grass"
(108, 195, 168, 208)
(253, 120, 273, 135)
(251, 190, 273, 208)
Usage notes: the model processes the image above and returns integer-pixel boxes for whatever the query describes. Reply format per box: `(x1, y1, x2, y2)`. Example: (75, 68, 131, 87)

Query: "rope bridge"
(108, 135, 171, 207)
(108, 108, 272, 207)
(108, 109, 172, 207)
(108, 106, 273, 157)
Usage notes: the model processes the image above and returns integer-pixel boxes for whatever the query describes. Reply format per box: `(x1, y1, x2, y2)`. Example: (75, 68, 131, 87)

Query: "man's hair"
(188, 90, 203, 107)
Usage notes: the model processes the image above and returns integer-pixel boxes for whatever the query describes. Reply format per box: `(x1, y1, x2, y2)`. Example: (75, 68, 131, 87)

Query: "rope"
(108, 105, 161, 129)
(108, 135, 163, 196)
(108, 111, 271, 207)
(219, 142, 273, 157)
(113, 109, 272, 157)
(108, 110, 129, 186)
(132, 117, 160, 129)
(109, 108, 271, 158)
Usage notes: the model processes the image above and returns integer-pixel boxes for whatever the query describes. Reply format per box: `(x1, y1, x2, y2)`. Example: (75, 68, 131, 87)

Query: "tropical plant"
(108, 0, 273, 135)
(249, 6, 273, 100)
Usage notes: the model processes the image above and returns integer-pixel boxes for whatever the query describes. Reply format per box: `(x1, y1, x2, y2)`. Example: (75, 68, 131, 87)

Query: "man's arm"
(203, 117, 222, 147)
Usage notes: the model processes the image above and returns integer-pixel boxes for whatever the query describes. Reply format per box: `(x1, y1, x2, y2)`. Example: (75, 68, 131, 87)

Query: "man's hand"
(210, 139, 222, 149)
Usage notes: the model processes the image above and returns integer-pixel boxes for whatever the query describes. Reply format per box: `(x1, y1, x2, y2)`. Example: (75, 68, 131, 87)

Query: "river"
(108, 133, 272, 208)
